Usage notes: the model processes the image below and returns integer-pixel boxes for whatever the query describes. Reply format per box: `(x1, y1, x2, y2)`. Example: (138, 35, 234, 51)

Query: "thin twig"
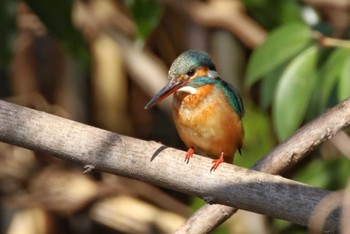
(314, 31, 350, 49)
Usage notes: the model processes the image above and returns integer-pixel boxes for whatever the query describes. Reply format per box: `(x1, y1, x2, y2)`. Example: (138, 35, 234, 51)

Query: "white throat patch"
(177, 86, 197, 94)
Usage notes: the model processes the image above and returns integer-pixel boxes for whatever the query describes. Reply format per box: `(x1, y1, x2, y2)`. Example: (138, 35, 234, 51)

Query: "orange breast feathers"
(172, 84, 244, 162)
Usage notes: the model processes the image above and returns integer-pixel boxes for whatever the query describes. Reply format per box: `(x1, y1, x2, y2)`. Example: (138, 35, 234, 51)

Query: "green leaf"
(125, 0, 162, 41)
(320, 48, 350, 107)
(338, 55, 350, 101)
(273, 46, 318, 140)
(277, 0, 304, 25)
(260, 62, 288, 109)
(246, 23, 312, 87)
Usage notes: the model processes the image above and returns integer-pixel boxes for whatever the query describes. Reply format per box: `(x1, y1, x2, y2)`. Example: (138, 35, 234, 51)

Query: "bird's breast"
(172, 84, 243, 160)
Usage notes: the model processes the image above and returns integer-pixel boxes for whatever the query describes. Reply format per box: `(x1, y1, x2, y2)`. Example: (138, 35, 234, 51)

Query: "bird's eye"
(186, 69, 195, 77)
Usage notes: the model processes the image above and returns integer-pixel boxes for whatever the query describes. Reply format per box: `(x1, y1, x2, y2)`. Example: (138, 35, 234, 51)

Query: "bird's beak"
(145, 80, 184, 109)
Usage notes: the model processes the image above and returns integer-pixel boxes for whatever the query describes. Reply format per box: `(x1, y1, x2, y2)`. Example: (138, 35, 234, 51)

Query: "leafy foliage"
(320, 48, 350, 108)
(273, 46, 318, 140)
(246, 23, 312, 87)
(337, 52, 350, 102)
(246, 23, 350, 140)
(246, 19, 350, 233)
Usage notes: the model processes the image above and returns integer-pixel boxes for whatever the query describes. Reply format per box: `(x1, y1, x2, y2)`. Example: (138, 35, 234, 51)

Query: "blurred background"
(0, 0, 350, 233)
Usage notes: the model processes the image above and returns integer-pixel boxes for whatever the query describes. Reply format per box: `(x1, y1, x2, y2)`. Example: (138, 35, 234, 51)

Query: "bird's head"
(145, 50, 219, 109)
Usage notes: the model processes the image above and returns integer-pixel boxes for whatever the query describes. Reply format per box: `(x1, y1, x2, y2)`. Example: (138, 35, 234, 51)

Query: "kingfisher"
(145, 50, 244, 171)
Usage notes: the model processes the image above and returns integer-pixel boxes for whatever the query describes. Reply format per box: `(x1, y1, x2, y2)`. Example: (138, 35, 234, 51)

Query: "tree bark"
(0, 99, 348, 233)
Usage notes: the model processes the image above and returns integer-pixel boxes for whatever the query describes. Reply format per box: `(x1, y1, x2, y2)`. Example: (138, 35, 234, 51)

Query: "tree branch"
(176, 99, 350, 233)
(0, 100, 346, 232)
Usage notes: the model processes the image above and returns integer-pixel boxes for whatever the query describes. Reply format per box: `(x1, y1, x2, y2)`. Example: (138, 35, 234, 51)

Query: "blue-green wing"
(220, 80, 244, 118)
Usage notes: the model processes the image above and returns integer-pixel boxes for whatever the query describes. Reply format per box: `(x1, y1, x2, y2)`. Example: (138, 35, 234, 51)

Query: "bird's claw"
(185, 147, 195, 163)
(210, 152, 225, 171)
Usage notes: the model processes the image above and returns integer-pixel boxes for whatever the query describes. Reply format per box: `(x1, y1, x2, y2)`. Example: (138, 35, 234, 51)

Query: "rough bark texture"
(0, 99, 349, 233)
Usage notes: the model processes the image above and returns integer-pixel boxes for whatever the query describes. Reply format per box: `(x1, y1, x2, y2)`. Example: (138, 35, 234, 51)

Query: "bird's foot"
(185, 147, 195, 163)
(211, 152, 225, 171)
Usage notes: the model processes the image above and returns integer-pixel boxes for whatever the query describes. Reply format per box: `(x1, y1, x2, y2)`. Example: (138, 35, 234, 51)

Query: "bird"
(145, 50, 244, 171)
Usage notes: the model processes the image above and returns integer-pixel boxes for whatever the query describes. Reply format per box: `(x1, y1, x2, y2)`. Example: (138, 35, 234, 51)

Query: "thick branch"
(177, 99, 350, 233)
(0, 100, 343, 232)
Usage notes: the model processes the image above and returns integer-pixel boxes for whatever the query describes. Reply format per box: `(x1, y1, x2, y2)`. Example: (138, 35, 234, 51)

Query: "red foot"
(211, 152, 225, 171)
(185, 147, 195, 163)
